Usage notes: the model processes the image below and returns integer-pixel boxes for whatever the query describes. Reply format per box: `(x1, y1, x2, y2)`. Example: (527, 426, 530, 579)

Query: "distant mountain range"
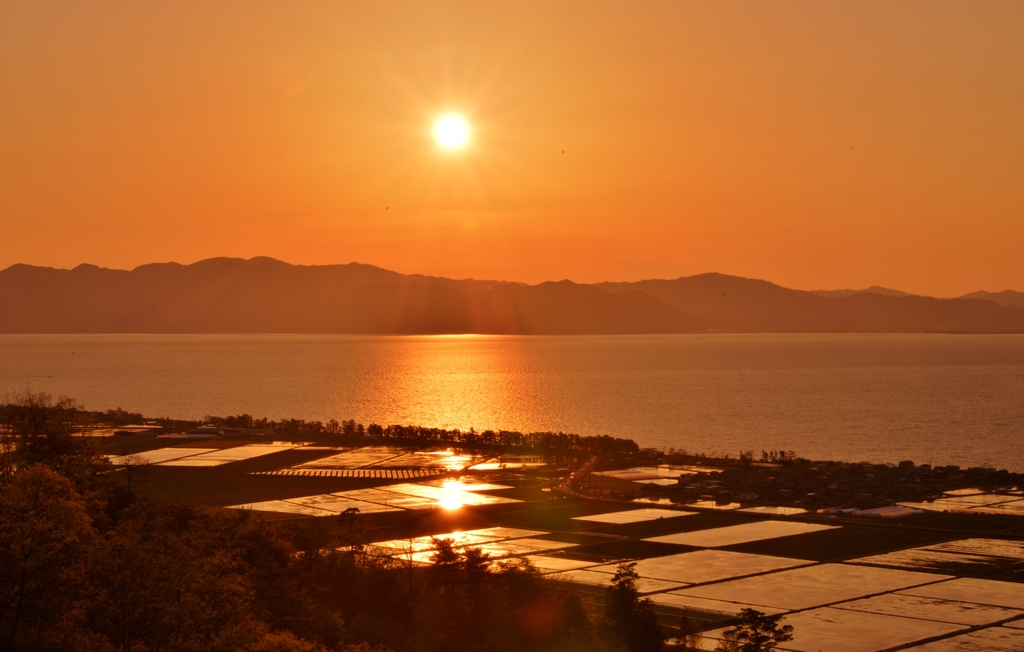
(1, 257, 1022, 334)
(957, 289, 1024, 309)
(811, 286, 917, 299)
(812, 286, 1024, 308)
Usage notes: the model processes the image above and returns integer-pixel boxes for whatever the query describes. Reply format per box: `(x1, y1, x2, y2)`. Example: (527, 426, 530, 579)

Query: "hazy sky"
(2, 1, 1022, 296)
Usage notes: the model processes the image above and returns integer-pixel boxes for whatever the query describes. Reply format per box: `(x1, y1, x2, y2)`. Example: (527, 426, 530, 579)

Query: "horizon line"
(1, 255, 1020, 299)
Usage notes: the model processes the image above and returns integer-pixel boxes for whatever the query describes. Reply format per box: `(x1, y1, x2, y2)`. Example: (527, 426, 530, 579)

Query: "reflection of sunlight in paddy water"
(605, 550, 811, 585)
(425, 478, 511, 492)
(834, 592, 1022, 626)
(644, 520, 838, 547)
(469, 455, 548, 470)
(108, 447, 217, 465)
(109, 442, 301, 467)
(350, 500, 1024, 649)
(673, 563, 949, 611)
(900, 577, 1024, 610)
(230, 479, 518, 516)
(572, 508, 696, 524)
(852, 538, 1024, 573)
(295, 446, 406, 469)
(369, 527, 551, 563)
(271, 446, 491, 481)
(762, 607, 961, 652)
(439, 479, 484, 508)
(372, 449, 482, 470)
(906, 628, 1024, 651)
(348, 499, 1024, 651)
(547, 569, 684, 594)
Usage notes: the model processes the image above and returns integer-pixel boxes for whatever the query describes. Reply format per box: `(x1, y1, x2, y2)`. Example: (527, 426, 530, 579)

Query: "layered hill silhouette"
(811, 286, 916, 299)
(1, 257, 1022, 334)
(959, 290, 1024, 309)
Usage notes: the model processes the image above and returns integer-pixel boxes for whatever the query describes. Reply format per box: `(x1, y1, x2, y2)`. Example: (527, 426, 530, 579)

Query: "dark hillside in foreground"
(1, 257, 1022, 333)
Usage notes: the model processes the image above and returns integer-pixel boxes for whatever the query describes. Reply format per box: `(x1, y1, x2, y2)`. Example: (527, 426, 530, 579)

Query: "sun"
(433, 114, 470, 150)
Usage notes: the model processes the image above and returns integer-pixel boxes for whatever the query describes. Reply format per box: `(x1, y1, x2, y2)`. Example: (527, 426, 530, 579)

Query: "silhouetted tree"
(430, 536, 463, 593)
(0, 391, 105, 488)
(715, 608, 793, 652)
(118, 452, 152, 499)
(336, 507, 367, 548)
(605, 562, 664, 652)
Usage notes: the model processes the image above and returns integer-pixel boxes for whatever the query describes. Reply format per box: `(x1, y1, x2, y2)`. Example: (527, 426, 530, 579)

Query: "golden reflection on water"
(436, 479, 480, 509)
(9, 334, 1024, 469)
(342, 335, 537, 433)
(429, 450, 477, 471)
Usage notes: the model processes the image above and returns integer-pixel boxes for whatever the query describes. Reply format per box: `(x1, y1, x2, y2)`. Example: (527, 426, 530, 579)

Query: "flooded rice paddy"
(673, 563, 950, 611)
(367, 514, 1024, 651)
(571, 508, 696, 524)
(109, 441, 300, 466)
(618, 550, 810, 585)
(906, 627, 1024, 651)
(103, 436, 1024, 651)
(645, 520, 838, 547)
(235, 479, 520, 516)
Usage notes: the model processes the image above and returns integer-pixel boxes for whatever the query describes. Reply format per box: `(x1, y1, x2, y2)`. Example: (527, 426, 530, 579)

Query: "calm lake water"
(2, 334, 1023, 470)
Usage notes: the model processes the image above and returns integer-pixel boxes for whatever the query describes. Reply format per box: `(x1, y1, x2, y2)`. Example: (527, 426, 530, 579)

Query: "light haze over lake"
(2, 334, 1022, 471)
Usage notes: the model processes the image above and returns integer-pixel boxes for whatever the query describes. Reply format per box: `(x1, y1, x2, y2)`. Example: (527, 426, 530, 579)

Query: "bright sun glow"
(433, 114, 470, 149)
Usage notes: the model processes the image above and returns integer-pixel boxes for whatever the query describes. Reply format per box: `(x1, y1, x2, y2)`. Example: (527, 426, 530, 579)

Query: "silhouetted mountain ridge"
(1, 258, 1021, 334)
(958, 289, 1024, 309)
(812, 286, 917, 299)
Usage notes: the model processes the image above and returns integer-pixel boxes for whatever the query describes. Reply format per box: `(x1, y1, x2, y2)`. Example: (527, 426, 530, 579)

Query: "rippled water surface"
(1, 334, 1022, 470)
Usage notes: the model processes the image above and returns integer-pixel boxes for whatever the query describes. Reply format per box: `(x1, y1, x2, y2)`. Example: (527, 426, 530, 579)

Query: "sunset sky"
(2, 1, 1022, 297)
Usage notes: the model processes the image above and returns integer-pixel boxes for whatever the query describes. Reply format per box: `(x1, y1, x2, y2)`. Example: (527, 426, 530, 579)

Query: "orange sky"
(2, 1, 1022, 296)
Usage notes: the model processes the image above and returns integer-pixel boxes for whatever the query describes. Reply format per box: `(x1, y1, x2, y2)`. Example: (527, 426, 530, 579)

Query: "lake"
(2, 333, 1022, 470)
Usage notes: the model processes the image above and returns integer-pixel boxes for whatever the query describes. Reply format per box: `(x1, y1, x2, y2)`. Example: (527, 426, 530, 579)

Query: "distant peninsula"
(1, 257, 1022, 334)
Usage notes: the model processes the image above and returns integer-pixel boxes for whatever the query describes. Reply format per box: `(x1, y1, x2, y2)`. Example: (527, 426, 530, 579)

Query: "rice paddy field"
(105, 433, 1024, 652)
